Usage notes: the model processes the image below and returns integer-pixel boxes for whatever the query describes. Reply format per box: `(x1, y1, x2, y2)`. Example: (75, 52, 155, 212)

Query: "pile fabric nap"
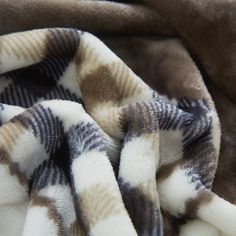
(0, 1, 236, 236)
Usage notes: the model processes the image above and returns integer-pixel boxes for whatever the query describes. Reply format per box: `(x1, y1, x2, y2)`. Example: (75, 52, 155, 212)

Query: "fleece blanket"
(0, 27, 231, 236)
(0, 1, 236, 236)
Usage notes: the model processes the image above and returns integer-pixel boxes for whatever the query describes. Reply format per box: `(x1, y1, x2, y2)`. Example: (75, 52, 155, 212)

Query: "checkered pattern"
(0, 28, 234, 236)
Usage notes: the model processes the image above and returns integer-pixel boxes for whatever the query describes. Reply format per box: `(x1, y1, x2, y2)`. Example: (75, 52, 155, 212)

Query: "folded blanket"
(0, 27, 233, 236)
(104, 35, 236, 236)
(0, 1, 236, 236)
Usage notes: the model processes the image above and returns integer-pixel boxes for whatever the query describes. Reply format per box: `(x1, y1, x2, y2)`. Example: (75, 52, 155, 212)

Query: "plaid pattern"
(0, 28, 234, 236)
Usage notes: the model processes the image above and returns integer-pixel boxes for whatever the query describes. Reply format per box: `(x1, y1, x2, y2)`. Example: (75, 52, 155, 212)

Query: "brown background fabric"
(0, 0, 174, 35)
(143, 0, 236, 103)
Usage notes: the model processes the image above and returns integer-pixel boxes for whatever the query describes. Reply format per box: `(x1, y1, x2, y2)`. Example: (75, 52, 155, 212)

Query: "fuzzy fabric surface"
(0, 1, 236, 236)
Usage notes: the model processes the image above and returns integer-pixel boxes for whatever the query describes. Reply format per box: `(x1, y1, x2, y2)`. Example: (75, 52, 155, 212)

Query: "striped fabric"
(0, 28, 234, 236)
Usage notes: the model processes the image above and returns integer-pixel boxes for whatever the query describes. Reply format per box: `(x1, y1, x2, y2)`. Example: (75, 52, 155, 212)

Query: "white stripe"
(198, 195, 236, 236)
(72, 151, 116, 192)
(90, 214, 137, 236)
(119, 136, 159, 187)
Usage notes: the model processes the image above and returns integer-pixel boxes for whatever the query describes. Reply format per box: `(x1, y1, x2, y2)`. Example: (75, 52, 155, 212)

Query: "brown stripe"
(75, 34, 99, 70)
(71, 221, 86, 236)
(80, 64, 122, 111)
(0, 148, 28, 186)
(122, 102, 159, 136)
(26, 32, 45, 58)
(128, 80, 139, 98)
(137, 179, 159, 203)
(120, 179, 162, 235)
(3, 35, 26, 58)
(0, 118, 29, 185)
(185, 190, 214, 219)
(78, 184, 123, 227)
(2, 30, 47, 61)
(16, 34, 37, 60)
(0, 119, 25, 151)
(162, 210, 186, 236)
(117, 63, 128, 100)
(31, 193, 65, 236)
(19, 33, 41, 60)
(112, 61, 143, 101)
(156, 161, 180, 182)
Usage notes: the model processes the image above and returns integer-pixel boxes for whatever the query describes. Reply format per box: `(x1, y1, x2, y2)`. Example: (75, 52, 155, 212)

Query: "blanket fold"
(0, 1, 236, 236)
(143, 0, 236, 103)
(0, 27, 233, 236)
(0, 0, 174, 36)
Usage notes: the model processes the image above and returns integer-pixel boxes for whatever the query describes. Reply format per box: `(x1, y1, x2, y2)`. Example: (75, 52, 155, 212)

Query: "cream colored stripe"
(1, 30, 48, 61)
(0, 121, 24, 151)
(3, 35, 26, 58)
(79, 184, 123, 226)
(17, 33, 40, 61)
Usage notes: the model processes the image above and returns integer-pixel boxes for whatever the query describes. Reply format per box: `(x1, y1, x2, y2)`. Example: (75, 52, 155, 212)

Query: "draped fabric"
(0, 1, 236, 236)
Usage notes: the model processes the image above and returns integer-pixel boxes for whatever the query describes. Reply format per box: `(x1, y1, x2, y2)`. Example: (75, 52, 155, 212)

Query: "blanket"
(0, 1, 236, 236)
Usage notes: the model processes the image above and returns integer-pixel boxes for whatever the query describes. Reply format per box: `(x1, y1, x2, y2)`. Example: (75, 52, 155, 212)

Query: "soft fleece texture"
(0, 27, 233, 236)
(0, 0, 236, 236)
